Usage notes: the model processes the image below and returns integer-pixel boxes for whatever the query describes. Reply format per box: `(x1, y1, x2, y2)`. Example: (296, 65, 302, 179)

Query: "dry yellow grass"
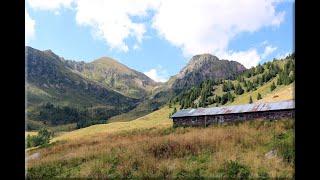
(25, 131, 38, 137)
(52, 105, 173, 142)
(26, 100, 294, 178)
(27, 119, 294, 178)
(257, 83, 294, 103)
(228, 80, 294, 105)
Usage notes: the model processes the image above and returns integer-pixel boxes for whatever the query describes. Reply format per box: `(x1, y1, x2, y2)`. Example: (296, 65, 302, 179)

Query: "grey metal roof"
(171, 100, 294, 118)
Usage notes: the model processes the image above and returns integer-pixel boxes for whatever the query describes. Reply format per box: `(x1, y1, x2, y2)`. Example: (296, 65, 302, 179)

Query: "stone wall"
(172, 109, 294, 127)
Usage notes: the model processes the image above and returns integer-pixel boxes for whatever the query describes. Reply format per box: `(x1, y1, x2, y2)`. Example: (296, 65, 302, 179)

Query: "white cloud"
(276, 51, 291, 59)
(152, 0, 285, 54)
(74, 0, 160, 52)
(26, 0, 289, 65)
(218, 49, 261, 68)
(152, 0, 285, 65)
(144, 66, 168, 82)
(262, 45, 277, 59)
(27, 0, 74, 11)
(25, 9, 35, 44)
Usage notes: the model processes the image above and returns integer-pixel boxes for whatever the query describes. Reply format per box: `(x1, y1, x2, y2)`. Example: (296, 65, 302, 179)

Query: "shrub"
(270, 82, 276, 91)
(249, 96, 253, 104)
(169, 107, 177, 118)
(235, 84, 244, 95)
(258, 169, 270, 179)
(257, 93, 262, 100)
(272, 131, 295, 164)
(218, 160, 251, 179)
(27, 128, 53, 148)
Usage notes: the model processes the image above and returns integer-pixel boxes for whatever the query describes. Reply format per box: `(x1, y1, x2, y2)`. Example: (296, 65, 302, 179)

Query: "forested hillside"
(171, 54, 295, 109)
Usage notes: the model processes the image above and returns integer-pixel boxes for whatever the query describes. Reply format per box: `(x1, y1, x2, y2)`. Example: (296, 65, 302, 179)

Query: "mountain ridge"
(26, 46, 140, 128)
(64, 56, 160, 99)
(26, 46, 249, 129)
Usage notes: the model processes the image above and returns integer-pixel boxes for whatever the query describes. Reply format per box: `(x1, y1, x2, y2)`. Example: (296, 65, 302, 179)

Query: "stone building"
(171, 100, 294, 127)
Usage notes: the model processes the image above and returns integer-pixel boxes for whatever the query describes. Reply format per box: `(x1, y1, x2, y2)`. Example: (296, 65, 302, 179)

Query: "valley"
(26, 47, 295, 178)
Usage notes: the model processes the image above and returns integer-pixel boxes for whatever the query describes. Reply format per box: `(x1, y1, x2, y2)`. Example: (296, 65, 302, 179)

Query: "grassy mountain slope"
(52, 105, 174, 142)
(65, 57, 159, 99)
(228, 81, 294, 105)
(107, 54, 247, 123)
(26, 46, 139, 128)
(107, 89, 175, 123)
(257, 83, 294, 103)
(173, 54, 294, 109)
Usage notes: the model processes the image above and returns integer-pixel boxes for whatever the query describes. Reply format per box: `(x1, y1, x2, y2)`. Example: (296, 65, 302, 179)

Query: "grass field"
(25, 131, 38, 137)
(51, 106, 173, 142)
(257, 83, 294, 103)
(228, 81, 294, 105)
(26, 75, 295, 178)
(26, 101, 294, 179)
(27, 117, 294, 179)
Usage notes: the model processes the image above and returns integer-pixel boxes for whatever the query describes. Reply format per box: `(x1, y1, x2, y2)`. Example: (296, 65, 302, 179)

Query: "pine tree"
(249, 96, 253, 104)
(235, 83, 244, 95)
(270, 82, 276, 91)
(258, 76, 263, 86)
(257, 93, 262, 100)
(172, 107, 177, 114)
(169, 107, 177, 118)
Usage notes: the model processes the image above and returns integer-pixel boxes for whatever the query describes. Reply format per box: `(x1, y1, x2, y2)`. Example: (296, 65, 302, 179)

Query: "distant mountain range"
(26, 46, 247, 129)
(64, 56, 161, 99)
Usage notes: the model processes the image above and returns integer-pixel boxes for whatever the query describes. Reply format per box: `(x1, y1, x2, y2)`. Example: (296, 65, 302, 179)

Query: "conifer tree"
(173, 107, 177, 114)
(235, 83, 244, 95)
(249, 96, 253, 104)
(257, 93, 262, 100)
(270, 82, 276, 91)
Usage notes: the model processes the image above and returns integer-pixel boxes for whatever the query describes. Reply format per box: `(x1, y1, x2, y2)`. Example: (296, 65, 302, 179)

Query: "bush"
(272, 131, 295, 164)
(218, 160, 251, 179)
(235, 84, 244, 95)
(249, 96, 253, 104)
(258, 169, 270, 179)
(257, 93, 262, 100)
(270, 82, 276, 91)
(76, 119, 105, 129)
(168, 107, 177, 118)
(27, 128, 53, 148)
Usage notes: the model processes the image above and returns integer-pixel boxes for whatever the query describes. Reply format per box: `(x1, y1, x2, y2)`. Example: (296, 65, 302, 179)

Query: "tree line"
(31, 102, 122, 129)
(171, 54, 295, 109)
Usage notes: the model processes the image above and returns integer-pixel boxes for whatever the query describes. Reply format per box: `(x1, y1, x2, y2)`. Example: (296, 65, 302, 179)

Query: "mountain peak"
(91, 56, 134, 75)
(188, 54, 219, 65)
(42, 49, 61, 60)
(192, 53, 217, 58)
(169, 54, 246, 91)
(94, 56, 119, 63)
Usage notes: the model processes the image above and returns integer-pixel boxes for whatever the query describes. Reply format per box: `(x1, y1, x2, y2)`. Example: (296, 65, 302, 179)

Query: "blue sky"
(26, 0, 294, 82)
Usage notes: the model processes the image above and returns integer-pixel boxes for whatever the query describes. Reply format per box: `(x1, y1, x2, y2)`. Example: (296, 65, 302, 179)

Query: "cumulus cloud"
(74, 0, 160, 52)
(152, 0, 285, 67)
(27, 0, 74, 11)
(26, 0, 288, 67)
(25, 9, 35, 44)
(144, 66, 168, 82)
(218, 49, 261, 68)
(262, 45, 278, 59)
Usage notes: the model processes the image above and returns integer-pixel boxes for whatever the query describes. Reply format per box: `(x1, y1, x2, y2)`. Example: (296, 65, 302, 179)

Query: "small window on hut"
(191, 117, 196, 123)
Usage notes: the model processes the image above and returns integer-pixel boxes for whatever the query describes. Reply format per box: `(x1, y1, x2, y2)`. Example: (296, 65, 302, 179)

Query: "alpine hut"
(171, 100, 294, 127)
